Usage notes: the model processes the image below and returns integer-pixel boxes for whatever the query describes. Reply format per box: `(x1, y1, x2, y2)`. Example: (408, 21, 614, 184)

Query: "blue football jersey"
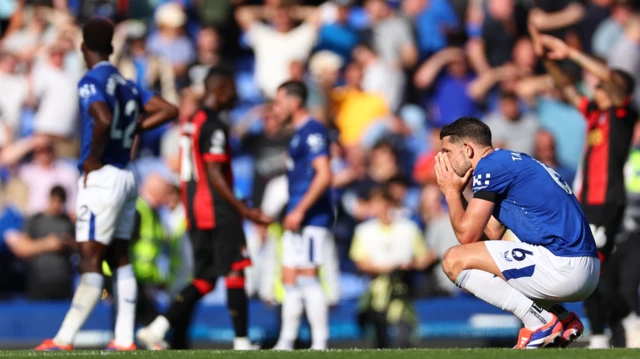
(472, 149, 597, 257)
(286, 119, 334, 228)
(77, 62, 154, 171)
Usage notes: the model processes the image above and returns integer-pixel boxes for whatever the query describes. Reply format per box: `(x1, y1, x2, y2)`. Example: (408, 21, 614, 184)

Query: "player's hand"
(283, 209, 304, 232)
(82, 157, 104, 188)
(540, 35, 570, 60)
(434, 152, 473, 197)
(243, 208, 273, 225)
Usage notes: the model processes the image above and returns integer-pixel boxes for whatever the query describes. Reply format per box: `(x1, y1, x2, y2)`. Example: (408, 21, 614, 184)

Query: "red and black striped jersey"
(575, 97, 637, 206)
(179, 108, 236, 230)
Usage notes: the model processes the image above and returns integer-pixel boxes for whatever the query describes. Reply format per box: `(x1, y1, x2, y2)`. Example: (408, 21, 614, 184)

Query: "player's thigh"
(282, 226, 330, 270)
(486, 240, 599, 302)
(75, 166, 125, 245)
(188, 229, 216, 281)
(212, 221, 251, 277)
(113, 169, 138, 241)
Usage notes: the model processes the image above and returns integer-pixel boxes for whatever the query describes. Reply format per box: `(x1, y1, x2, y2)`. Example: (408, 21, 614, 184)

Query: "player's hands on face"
(434, 152, 473, 197)
(283, 209, 304, 232)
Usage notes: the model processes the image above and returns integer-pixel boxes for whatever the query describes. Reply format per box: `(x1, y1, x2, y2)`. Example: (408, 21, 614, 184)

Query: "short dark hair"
(204, 66, 234, 90)
(50, 185, 67, 203)
(499, 90, 518, 101)
(83, 18, 114, 55)
(278, 80, 308, 105)
(612, 69, 635, 96)
(369, 186, 394, 202)
(440, 117, 492, 147)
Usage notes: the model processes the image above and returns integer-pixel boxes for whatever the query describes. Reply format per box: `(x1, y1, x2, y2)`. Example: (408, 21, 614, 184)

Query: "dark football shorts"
(189, 219, 251, 281)
(582, 204, 625, 258)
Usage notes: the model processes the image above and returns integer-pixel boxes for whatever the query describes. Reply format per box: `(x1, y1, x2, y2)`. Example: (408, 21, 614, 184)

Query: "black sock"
(165, 284, 205, 325)
(226, 285, 248, 338)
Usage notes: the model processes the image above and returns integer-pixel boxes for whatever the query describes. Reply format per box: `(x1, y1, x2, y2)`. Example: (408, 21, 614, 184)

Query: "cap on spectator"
(155, 3, 186, 28)
(126, 21, 147, 40)
(309, 51, 344, 79)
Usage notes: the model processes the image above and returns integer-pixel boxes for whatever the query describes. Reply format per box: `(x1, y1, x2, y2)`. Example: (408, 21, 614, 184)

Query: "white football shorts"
(282, 226, 333, 269)
(75, 165, 137, 245)
(485, 240, 600, 302)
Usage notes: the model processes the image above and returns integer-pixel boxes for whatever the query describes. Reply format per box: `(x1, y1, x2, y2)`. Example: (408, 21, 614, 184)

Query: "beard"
(452, 158, 471, 177)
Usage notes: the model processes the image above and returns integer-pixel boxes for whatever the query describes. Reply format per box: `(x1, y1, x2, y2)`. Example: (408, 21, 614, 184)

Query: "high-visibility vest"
(131, 198, 166, 284)
(627, 149, 640, 194)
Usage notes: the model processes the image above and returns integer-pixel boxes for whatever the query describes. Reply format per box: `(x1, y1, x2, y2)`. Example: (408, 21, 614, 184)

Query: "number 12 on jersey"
(111, 99, 139, 149)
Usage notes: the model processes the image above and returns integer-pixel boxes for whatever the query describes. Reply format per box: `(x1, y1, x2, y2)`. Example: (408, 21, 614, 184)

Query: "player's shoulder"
(476, 149, 513, 171)
(300, 118, 328, 135)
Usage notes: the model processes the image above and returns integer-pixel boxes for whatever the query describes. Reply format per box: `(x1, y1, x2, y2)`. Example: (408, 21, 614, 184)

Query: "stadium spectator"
(315, 0, 359, 63)
(30, 45, 78, 138)
(332, 62, 389, 147)
(608, 14, 640, 108)
(146, 2, 195, 78)
(534, 130, 576, 186)
(18, 136, 78, 216)
(306, 50, 343, 123)
(483, 91, 539, 154)
(402, 0, 459, 61)
(363, 0, 418, 70)
(178, 25, 227, 96)
(0, 51, 30, 139)
(421, 184, 458, 296)
(350, 186, 429, 348)
(592, 0, 635, 59)
(236, 3, 321, 99)
(353, 42, 405, 112)
(5, 186, 74, 300)
(414, 47, 478, 129)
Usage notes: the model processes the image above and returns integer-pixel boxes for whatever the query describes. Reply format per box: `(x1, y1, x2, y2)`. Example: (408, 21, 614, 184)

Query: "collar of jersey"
(295, 116, 311, 129)
(92, 61, 112, 69)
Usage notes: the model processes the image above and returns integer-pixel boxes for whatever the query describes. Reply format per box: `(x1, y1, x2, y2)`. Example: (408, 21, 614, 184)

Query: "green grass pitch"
(1, 349, 639, 359)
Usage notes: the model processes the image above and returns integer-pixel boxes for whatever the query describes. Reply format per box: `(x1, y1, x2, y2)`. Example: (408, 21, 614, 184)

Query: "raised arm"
(528, 3, 585, 32)
(414, 48, 464, 89)
(529, 25, 582, 108)
(467, 64, 518, 101)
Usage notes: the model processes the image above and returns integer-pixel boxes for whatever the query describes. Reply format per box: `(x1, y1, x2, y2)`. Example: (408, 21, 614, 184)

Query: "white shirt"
(350, 217, 426, 268)
(248, 22, 317, 98)
(362, 59, 405, 111)
(0, 72, 28, 136)
(32, 62, 78, 137)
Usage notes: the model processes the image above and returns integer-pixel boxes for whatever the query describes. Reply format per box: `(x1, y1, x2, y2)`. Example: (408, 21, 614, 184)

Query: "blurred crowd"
(2, 0, 640, 345)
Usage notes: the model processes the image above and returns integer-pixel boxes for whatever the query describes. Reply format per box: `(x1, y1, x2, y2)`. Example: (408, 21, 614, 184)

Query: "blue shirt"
(536, 97, 586, 171)
(428, 73, 477, 128)
(472, 149, 597, 258)
(414, 0, 459, 59)
(315, 23, 360, 63)
(78, 62, 155, 171)
(286, 119, 333, 228)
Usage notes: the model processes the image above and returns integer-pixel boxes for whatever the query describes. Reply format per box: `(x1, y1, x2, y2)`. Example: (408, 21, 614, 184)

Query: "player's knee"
(442, 246, 465, 281)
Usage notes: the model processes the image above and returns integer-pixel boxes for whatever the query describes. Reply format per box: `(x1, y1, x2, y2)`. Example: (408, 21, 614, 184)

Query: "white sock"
(275, 285, 303, 349)
(456, 269, 553, 330)
(113, 265, 137, 347)
(298, 276, 328, 350)
(149, 315, 171, 339)
(54, 273, 104, 345)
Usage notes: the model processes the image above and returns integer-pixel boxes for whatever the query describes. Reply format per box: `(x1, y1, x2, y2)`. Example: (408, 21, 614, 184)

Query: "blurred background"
(0, 0, 638, 350)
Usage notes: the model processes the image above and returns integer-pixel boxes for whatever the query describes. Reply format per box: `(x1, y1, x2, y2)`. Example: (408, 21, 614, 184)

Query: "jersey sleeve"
(472, 158, 513, 202)
(304, 126, 329, 161)
(131, 81, 156, 107)
(198, 120, 229, 163)
(78, 77, 107, 112)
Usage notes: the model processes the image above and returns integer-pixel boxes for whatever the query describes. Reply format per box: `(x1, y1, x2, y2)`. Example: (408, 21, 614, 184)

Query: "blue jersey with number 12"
(472, 149, 597, 258)
(77, 62, 154, 171)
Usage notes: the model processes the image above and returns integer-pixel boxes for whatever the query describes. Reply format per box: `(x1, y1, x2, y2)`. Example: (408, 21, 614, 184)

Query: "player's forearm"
(140, 97, 178, 131)
(445, 193, 482, 244)
(293, 170, 331, 215)
(568, 48, 610, 82)
(207, 165, 249, 216)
